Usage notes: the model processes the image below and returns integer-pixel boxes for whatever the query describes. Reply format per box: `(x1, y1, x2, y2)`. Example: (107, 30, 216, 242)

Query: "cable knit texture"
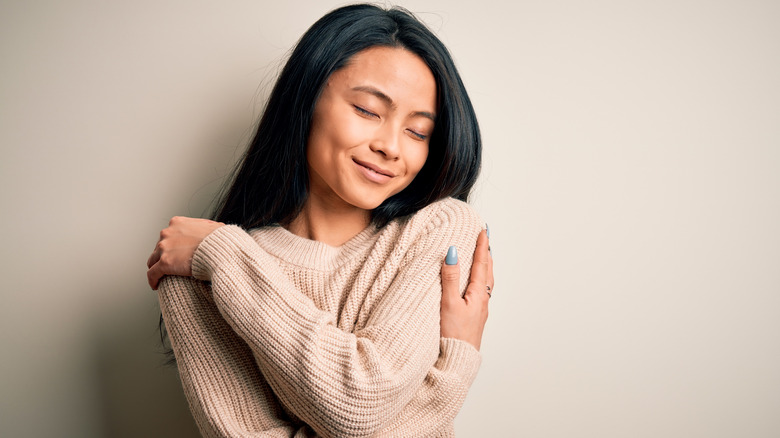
(158, 198, 484, 437)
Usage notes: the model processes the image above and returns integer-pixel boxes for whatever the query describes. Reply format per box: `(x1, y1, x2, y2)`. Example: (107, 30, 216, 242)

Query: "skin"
(288, 46, 435, 246)
(440, 230, 493, 350)
(147, 47, 493, 349)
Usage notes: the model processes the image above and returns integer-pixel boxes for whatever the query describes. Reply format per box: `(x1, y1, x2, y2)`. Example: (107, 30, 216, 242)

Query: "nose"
(369, 124, 400, 161)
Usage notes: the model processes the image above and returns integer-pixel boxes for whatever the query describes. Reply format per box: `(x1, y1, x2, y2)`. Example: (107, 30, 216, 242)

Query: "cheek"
(306, 113, 328, 168)
(320, 113, 368, 156)
(337, 116, 373, 147)
(407, 146, 429, 177)
(305, 131, 329, 173)
(307, 117, 350, 171)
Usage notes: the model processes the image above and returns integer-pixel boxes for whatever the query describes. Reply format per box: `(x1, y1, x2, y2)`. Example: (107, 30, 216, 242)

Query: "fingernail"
(445, 246, 458, 265)
(486, 223, 490, 239)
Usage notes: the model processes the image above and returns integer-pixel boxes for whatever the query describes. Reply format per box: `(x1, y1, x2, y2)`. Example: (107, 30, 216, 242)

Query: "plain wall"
(1, 0, 778, 437)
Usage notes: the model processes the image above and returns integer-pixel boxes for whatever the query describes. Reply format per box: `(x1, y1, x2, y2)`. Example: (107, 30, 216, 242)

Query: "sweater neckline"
(250, 223, 380, 271)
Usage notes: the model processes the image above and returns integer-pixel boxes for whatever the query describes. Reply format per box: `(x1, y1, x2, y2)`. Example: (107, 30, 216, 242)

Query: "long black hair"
(212, 3, 481, 228)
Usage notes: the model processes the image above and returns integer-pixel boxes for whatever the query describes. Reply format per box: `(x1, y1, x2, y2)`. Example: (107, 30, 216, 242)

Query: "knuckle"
(466, 280, 481, 290)
(441, 271, 460, 282)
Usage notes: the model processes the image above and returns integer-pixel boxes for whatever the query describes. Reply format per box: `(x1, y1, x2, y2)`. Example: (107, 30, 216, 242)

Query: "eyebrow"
(352, 85, 436, 122)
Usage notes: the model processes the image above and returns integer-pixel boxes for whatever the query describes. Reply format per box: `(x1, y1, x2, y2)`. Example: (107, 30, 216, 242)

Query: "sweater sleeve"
(190, 200, 484, 438)
(161, 274, 481, 437)
(381, 338, 482, 437)
(157, 275, 301, 438)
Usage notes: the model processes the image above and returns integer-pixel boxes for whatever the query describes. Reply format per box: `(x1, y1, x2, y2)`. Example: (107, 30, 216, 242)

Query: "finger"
(487, 241, 494, 295)
(464, 229, 489, 300)
(441, 246, 461, 304)
(147, 244, 162, 269)
(147, 263, 163, 290)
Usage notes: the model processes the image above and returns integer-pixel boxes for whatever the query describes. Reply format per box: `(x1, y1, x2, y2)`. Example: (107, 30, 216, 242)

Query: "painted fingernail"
(445, 246, 458, 265)
(486, 223, 490, 239)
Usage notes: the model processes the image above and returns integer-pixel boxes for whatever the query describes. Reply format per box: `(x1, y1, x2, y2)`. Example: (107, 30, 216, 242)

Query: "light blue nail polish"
(486, 223, 490, 239)
(445, 246, 458, 265)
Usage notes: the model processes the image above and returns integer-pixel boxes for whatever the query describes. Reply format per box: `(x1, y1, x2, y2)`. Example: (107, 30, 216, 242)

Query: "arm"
(191, 202, 484, 437)
(382, 229, 492, 436)
(158, 258, 487, 438)
(158, 275, 299, 437)
(147, 200, 487, 436)
(159, 270, 485, 438)
(157, 239, 490, 438)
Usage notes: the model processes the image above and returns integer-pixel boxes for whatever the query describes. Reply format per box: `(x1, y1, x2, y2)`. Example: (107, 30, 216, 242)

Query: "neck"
(286, 193, 371, 247)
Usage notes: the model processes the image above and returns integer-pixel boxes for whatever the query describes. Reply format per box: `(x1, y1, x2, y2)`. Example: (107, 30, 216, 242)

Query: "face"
(306, 46, 437, 212)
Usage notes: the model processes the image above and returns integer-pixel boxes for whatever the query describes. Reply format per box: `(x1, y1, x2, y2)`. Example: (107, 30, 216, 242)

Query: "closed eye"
(407, 129, 427, 141)
(354, 105, 378, 118)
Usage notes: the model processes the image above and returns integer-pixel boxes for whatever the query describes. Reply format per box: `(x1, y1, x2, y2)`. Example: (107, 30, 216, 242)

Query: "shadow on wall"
(86, 93, 259, 437)
(91, 292, 200, 437)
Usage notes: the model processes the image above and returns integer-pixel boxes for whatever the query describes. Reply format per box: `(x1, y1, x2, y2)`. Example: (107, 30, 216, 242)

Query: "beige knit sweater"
(158, 198, 484, 437)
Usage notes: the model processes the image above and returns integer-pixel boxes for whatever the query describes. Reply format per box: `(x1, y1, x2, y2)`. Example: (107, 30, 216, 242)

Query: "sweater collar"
(250, 224, 380, 270)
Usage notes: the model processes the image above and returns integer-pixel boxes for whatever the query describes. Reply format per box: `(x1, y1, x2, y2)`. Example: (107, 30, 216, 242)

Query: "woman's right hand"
(147, 216, 224, 290)
(440, 229, 493, 350)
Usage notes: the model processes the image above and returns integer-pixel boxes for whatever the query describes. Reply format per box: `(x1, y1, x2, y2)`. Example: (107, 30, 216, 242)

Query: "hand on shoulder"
(147, 216, 224, 290)
(440, 226, 493, 350)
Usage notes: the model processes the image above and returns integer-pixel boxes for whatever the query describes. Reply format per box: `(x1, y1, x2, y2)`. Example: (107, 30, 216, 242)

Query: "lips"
(352, 158, 395, 178)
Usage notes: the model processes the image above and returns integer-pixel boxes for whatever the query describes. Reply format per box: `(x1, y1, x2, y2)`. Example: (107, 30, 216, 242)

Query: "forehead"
(328, 46, 437, 110)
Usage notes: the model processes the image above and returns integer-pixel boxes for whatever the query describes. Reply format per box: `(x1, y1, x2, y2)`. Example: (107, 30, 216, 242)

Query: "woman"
(147, 4, 492, 437)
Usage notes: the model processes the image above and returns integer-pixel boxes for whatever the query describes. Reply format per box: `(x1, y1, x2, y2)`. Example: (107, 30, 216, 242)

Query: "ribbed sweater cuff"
(192, 225, 253, 281)
(438, 338, 482, 387)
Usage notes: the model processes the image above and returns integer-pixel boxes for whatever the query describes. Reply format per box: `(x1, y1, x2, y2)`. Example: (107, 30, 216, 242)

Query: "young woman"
(147, 4, 493, 437)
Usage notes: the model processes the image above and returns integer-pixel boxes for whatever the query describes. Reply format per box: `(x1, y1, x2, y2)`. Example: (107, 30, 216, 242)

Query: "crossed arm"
(150, 212, 493, 437)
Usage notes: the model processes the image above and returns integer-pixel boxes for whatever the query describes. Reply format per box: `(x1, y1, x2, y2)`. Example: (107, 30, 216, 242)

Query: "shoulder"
(384, 198, 484, 261)
(404, 197, 484, 235)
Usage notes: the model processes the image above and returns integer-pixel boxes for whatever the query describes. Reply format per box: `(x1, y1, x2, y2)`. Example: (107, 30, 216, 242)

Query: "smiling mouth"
(353, 159, 394, 177)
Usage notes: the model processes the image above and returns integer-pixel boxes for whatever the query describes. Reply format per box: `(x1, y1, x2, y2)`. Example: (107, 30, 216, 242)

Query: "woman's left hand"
(439, 229, 493, 350)
(147, 216, 224, 290)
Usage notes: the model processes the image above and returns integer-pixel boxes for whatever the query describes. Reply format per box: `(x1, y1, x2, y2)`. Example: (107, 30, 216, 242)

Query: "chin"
(353, 199, 384, 211)
(344, 192, 390, 211)
(340, 184, 406, 211)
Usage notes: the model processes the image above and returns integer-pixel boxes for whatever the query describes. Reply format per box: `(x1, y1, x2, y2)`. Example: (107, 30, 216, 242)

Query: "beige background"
(1, 0, 779, 437)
